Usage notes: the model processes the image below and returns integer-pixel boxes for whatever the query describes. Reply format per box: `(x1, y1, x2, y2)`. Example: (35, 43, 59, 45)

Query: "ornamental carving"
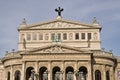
(30, 21, 89, 29)
(45, 33, 49, 40)
(69, 33, 73, 40)
(33, 45, 81, 53)
(93, 33, 98, 40)
(42, 46, 66, 53)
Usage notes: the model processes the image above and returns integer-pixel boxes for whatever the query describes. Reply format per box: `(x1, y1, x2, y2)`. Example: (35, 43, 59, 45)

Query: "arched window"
(95, 70, 101, 80)
(65, 66, 74, 80)
(7, 71, 10, 80)
(39, 67, 48, 80)
(78, 66, 88, 80)
(14, 70, 21, 80)
(52, 66, 61, 80)
(106, 71, 110, 80)
(26, 67, 34, 80)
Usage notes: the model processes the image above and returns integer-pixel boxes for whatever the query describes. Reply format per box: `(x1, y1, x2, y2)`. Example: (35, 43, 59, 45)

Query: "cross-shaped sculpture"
(55, 7, 64, 16)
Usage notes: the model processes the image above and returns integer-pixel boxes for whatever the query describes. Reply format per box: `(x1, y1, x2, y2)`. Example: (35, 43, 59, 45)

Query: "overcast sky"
(0, 0, 120, 57)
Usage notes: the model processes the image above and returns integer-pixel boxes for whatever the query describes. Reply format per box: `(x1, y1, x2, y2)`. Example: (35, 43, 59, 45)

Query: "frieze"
(25, 20, 99, 30)
(32, 45, 83, 53)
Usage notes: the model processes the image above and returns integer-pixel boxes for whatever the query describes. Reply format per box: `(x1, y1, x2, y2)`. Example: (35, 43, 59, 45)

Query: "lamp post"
(75, 70, 79, 80)
(55, 71, 63, 80)
(43, 70, 49, 80)
(34, 73, 39, 80)
(79, 72, 85, 80)
(30, 70, 39, 80)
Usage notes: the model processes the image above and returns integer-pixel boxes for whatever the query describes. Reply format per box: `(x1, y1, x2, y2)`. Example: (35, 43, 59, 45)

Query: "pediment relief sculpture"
(19, 19, 101, 30)
(27, 44, 89, 54)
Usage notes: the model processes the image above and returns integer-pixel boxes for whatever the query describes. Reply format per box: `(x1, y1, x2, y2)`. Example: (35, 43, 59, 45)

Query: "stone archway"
(14, 70, 21, 80)
(78, 66, 88, 80)
(39, 66, 48, 80)
(52, 66, 61, 80)
(106, 71, 110, 80)
(26, 67, 34, 80)
(95, 70, 101, 80)
(65, 66, 74, 80)
(7, 71, 10, 80)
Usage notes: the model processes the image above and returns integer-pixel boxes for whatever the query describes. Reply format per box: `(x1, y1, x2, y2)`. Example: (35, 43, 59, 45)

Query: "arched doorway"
(39, 67, 48, 80)
(95, 70, 101, 80)
(106, 71, 110, 80)
(7, 71, 10, 80)
(52, 66, 61, 80)
(65, 66, 74, 80)
(26, 67, 34, 80)
(78, 66, 88, 80)
(14, 70, 21, 80)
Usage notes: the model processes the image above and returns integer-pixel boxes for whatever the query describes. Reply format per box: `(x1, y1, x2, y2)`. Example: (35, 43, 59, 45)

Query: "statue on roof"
(22, 18, 27, 25)
(55, 7, 64, 16)
(92, 17, 99, 24)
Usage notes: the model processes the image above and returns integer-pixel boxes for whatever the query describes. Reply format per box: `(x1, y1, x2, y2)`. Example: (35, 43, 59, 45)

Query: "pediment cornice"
(18, 19, 101, 30)
(23, 44, 91, 54)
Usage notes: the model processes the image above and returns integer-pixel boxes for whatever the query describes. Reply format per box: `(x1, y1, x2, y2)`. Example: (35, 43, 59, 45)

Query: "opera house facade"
(0, 8, 120, 80)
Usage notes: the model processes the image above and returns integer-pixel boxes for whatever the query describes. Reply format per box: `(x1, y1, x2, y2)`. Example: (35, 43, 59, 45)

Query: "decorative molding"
(27, 44, 89, 54)
(18, 19, 101, 30)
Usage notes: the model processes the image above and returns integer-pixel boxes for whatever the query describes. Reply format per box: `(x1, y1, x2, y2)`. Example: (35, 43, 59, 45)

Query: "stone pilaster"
(102, 65, 106, 80)
(110, 66, 114, 80)
(22, 61, 25, 80)
(115, 68, 118, 80)
(88, 60, 92, 80)
(49, 61, 52, 80)
(35, 61, 39, 80)
(35, 61, 38, 73)
(62, 61, 65, 80)
(10, 65, 13, 80)
(74, 60, 78, 80)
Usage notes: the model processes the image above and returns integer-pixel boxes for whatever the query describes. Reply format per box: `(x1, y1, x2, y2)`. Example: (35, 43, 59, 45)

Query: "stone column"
(3, 68, 6, 80)
(49, 61, 52, 80)
(22, 61, 25, 80)
(115, 68, 118, 80)
(62, 61, 65, 80)
(87, 60, 92, 80)
(102, 65, 106, 80)
(74, 60, 78, 80)
(35, 61, 38, 73)
(35, 61, 39, 80)
(110, 66, 114, 80)
(10, 65, 13, 80)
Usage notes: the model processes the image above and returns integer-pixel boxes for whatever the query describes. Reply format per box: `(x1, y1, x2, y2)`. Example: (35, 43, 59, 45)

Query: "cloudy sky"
(0, 0, 120, 57)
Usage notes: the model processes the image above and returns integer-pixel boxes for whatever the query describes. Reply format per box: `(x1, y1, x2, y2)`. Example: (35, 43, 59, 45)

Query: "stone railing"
(5, 52, 21, 58)
(92, 50, 113, 57)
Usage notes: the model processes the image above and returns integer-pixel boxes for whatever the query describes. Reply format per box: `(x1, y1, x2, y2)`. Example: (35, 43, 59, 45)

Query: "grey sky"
(0, 0, 120, 57)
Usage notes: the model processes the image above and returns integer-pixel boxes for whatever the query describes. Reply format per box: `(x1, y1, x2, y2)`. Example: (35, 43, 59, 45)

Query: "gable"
(19, 19, 101, 30)
(27, 44, 90, 54)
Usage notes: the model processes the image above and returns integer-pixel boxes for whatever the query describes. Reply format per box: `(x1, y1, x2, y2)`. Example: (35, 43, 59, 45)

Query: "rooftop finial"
(55, 7, 64, 17)
(22, 18, 26, 25)
(20, 18, 27, 27)
(92, 17, 99, 26)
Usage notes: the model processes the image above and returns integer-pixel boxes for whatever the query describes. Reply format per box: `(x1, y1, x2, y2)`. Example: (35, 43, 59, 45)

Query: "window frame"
(75, 33, 79, 40)
(63, 33, 67, 40)
(81, 33, 85, 40)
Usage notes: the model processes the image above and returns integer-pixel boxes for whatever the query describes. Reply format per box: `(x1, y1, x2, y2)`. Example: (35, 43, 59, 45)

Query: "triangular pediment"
(27, 44, 90, 54)
(19, 19, 101, 30)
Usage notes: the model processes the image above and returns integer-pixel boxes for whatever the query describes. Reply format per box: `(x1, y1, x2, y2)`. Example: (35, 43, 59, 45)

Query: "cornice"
(18, 19, 101, 31)
(2, 56, 22, 63)
(93, 55, 116, 61)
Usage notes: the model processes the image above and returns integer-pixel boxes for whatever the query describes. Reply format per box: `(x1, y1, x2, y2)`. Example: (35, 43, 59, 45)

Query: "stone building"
(0, 8, 120, 80)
